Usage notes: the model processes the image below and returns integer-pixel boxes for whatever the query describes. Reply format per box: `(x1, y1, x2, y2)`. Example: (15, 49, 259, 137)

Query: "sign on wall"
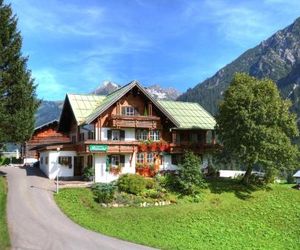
(89, 144, 108, 152)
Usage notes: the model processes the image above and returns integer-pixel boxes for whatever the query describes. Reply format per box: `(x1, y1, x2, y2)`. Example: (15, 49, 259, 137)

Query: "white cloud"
(10, 0, 106, 37)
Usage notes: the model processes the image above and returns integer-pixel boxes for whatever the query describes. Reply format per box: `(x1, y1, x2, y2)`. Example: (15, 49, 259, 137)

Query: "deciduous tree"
(216, 73, 299, 184)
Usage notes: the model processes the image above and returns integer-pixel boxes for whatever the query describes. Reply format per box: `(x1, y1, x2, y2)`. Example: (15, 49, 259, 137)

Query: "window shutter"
(107, 130, 112, 140)
(120, 155, 125, 164)
(108, 155, 112, 164)
(120, 130, 125, 141)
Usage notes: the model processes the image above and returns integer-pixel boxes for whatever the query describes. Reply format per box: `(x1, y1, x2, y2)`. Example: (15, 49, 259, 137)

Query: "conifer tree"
(0, 0, 39, 143)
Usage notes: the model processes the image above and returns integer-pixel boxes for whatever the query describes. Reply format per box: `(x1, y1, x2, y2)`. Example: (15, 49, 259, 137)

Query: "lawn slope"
(0, 175, 10, 250)
(55, 183, 300, 250)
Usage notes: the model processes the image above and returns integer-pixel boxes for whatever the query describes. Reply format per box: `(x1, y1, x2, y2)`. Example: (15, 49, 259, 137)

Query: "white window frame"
(136, 153, 144, 163)
(122, 106, 135, 116)
(149, 130, 160, 141)
(111, 155, 120, 166)
(136, 129, 148, 141)
(147, 153, 154, 163)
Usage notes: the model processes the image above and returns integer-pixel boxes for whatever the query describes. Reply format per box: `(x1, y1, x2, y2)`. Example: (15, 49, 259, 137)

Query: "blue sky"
(8, 0, 300, 100)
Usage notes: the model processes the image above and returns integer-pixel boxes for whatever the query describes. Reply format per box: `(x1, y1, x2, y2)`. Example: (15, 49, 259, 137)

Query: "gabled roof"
(34, 119, 58, 131)
(158, 100, 216, 129)
(293, 170, 300, 178)
(84, 81, 136, 124)
(67, 94, 106, 124)
(84, 80, 180, 127)
(59, 80, 216, 130)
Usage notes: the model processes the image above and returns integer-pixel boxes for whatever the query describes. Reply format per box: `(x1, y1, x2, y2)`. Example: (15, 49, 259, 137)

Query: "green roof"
(64, 82, 216, 130)
(67, 94, 106, 124)
(85, 82, 137, 124)
(158, 100, 216, 129)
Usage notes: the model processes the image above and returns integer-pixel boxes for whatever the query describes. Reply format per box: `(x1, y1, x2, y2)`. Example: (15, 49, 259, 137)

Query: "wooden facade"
(22, 120, 70, 159)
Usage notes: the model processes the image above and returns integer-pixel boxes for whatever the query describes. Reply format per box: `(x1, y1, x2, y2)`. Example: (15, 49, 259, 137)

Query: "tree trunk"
(242, 166, 253, 184)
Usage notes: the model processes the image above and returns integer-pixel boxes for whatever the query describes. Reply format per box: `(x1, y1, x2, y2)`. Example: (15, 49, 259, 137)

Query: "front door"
(74, 156, 84, 176)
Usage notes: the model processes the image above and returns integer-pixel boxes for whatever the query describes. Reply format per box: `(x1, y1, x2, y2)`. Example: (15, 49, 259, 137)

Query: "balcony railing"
(109, 114, 160, 129)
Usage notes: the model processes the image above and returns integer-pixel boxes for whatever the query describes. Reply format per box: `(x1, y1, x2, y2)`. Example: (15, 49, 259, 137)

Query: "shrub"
(0, 157, 10, 165)
(176, 150, 206, 195)
(83, 166, 94, 181)
(91, 182, 116, 203)
(117, 174, 147, 195)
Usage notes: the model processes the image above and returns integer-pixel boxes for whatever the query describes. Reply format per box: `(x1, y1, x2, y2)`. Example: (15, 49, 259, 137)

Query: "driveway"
(2, 166, 154, 250)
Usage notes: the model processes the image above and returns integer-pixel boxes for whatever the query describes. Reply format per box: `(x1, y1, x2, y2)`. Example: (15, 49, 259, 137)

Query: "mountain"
(35, 100, 63, 127)
(91, 81, 120, 95)
(145, 84, 180, 100)
(178, 17, 300, 117)
(35, 82, 180, 127)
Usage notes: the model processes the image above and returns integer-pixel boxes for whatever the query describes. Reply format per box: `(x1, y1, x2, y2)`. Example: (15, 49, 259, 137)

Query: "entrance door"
(74, 156, 84, 176)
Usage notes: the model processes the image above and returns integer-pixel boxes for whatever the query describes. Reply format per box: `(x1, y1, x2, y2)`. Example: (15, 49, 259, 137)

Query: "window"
(176, 133, 181, 144)
(171, 154, 182, 165)
(107, 130, 125, 141)
(72, 135, 76, 143)
(87, 155, 93, 167)
(147, 152, 154, 163)
(136, 129, 148, 141)
(40, 157, 43, 164)
(122, 106, 135, 116)
(206, 130, 213, 144)
(111, 155, 120, 166)
(45, 157, 49, 165)
(79, 133, 85, 141)
(149, 130, 160, 141)
(136, 153, 144, 163)
(88, 131, 94, 140)
(190, 133, 198, 143)
(112, 130, 120, 141)
(58, 156, 72, 167)
(108, 155, 125, 166)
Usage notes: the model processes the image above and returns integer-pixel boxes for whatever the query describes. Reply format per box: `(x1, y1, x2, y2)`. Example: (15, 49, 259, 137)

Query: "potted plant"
(139, 143, 148, 152)
(158, 142, 166, 152)
(110, 165, 122, 175)
(149, 142, 158, 151)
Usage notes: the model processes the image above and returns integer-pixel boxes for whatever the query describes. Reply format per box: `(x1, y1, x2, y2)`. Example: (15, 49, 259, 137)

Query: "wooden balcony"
(109, 114, 160, 129)
(169, 142, 217, 154)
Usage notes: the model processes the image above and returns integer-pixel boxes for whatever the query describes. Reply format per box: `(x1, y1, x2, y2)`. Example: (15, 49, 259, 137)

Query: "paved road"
(2, 166, 155, 250)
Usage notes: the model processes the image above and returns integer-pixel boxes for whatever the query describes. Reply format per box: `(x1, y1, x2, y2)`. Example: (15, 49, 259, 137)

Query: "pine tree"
(0, 0, 39, 143)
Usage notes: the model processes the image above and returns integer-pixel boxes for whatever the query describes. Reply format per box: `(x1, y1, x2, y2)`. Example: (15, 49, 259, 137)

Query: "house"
(21, 120, 70, 165)
(293, 170, 300, 184)
(36, 81, 217, 182)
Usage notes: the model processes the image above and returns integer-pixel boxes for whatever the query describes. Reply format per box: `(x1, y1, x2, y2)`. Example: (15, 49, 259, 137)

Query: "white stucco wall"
(94, 154, 135, 183)
(39, 151, 77, 179)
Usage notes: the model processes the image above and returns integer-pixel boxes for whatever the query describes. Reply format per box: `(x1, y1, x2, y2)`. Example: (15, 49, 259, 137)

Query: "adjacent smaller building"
(293, 170, 300, 184)
(21, 120, 70, 164)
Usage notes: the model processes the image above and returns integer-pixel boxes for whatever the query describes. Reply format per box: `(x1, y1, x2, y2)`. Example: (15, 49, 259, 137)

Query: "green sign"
(89, 144, 108, 152)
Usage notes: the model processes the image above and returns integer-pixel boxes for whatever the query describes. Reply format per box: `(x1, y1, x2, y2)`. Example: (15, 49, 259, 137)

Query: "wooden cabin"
(22, 120, 70, 164)
(37, 81, 217, 181)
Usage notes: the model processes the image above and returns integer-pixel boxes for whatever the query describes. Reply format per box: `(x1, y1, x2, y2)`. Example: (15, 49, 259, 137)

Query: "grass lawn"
(0, 175, 10, 250)
(54, 180, 300, 250)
